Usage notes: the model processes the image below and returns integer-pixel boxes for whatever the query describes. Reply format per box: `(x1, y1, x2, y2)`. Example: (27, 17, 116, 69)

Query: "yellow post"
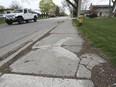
(78, 14, 84, 26)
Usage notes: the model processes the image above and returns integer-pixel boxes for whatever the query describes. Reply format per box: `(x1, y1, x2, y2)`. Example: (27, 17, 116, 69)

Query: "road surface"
(0, 17, 66, 58)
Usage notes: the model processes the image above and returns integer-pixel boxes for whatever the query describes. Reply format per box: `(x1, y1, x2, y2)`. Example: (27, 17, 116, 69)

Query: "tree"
(21, 0, 30, 4)
(60, 11, 67, 16)
(65, 0, 78, 17)
(10, 0, 22, 9)
(81, 0, 89, 10)
(0, 5, 5, 9)
(62, 0, 72, 14)
(65, 0, 89, 17)
(112, 0, 116, 14)
(0, 5, 5, 14)
(55, 6, 60, 16)
(59, 6, 67, 16)
(39, 0, 56, 14)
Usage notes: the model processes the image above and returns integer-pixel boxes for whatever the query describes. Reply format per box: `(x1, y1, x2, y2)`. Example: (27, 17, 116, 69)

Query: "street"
(0, 17, 106, 87)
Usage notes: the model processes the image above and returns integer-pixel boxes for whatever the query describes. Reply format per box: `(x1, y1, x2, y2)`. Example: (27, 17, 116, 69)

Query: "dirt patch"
(92, 63, 116, 87)
(77, 34, 116, 87)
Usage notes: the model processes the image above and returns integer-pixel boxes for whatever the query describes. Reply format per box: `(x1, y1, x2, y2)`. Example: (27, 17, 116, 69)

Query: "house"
(89, 3, 112, 16)
(0, 9, 14, 14)
(82, 10, 91, 17)
(0, 9, 14, 19)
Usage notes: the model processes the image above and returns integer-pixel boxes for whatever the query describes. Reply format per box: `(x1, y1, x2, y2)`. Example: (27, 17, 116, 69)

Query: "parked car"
(5, 8, 38, 25)
(0, 14, 6, 19)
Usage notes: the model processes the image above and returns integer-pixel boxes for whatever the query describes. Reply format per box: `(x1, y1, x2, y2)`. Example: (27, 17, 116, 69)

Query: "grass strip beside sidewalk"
(73, 17, 116, 65)
(0, 19, 5, 24)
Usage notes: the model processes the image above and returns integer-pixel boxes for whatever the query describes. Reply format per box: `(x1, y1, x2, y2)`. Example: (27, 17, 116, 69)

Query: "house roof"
(82, 10, 90, 14)
(91, 5, 109, 8)
(89, 4, 112, 10)
(0, 9, 14, 11)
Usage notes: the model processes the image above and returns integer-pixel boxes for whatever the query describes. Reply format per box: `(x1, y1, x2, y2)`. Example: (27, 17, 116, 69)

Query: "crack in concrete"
(74, 58, 82, 77)
(33, 37, 72, 49)
(4, 72, 91, 80)
(81, 64, 91, 71)
(0, 72, 3, 77)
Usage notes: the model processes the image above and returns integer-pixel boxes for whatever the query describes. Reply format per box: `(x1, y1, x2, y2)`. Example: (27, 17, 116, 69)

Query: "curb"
(0, 25, 58, 68)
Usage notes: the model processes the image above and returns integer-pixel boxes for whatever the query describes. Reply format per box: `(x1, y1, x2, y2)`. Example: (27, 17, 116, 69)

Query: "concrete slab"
(80, 53, 106, 63)
(0, 74, 94, 87)
(10, 48, 79, 77)
(77, 65, 91, 78)
(33, 34, 83, 49)
(63, 37, 83, 46)
(62, 46, 82, 53)
(51, 20, 78, 34)
(80, 58, 92, 65)
(88, 60, 100, 68)
(86, 65, 93, 70)
(113, 83, 116, 86)
(79, 53, 106, 72)
(89, 54, 106, 63)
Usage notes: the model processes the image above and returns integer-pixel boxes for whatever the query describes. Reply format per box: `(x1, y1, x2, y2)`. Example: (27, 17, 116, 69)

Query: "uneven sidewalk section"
(0, 74, 94, 87)
(0, 21, 61, 68)
(0, 19, 106, 87)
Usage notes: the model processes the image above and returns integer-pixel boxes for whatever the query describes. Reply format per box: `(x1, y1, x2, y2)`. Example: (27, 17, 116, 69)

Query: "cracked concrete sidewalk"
(0, 19, 106, 87)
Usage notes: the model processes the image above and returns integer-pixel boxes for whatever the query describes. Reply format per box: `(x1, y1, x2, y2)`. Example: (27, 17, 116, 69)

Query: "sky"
(0, 0, 109, 14)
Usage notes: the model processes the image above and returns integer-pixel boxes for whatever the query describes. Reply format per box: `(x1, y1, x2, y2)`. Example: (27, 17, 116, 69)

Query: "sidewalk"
(0, 19, 106, 87)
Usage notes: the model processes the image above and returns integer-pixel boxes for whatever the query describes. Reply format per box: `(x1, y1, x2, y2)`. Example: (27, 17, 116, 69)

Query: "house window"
(100, 12, 102, 16)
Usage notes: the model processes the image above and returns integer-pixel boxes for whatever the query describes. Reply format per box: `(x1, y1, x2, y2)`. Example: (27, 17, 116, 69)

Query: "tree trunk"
(111, 0, 116, 16)
(66, 0, 78, 17)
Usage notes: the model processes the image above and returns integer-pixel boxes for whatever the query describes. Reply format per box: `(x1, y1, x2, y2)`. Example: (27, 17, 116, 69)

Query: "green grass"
(0, 19, 5, 24)
(73, 17, 116, 65)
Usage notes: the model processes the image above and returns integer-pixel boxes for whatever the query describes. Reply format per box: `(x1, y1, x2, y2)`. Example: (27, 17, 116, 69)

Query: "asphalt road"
(0, 18, 64, 49)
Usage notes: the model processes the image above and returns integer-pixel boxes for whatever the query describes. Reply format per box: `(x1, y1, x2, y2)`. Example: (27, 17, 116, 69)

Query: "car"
(5, 9, 38, 25)
(0, 14, 6, 19)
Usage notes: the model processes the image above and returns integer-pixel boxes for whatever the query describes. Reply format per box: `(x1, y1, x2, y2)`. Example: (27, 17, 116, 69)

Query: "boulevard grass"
(73, 17, 116, 65)
(0, 19, 5, 24)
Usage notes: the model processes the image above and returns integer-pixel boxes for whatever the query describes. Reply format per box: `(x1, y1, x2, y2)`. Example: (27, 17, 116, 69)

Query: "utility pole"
(72, 8, 73, 18)
(77, 0, 82, 17)
(109, 0, 111, 16)
(112, 0, 116, 16)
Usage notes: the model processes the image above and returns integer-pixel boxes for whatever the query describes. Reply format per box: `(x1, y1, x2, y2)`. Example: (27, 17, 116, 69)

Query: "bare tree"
(66, 0, 77, 10)
(10, 0, 22, 9)
(112, 0, 116, 14)
(65, 0, 78, 17)
(62, 0, 74, 17)
(62, 0, 72, 12)
(81, 0, 89, 10)
(21, 0, 31, 4)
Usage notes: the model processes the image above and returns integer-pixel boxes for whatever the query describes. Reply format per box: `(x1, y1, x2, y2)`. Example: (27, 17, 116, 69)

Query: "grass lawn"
(0, 19, 5, 24)
(73, 17, 116, 65)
